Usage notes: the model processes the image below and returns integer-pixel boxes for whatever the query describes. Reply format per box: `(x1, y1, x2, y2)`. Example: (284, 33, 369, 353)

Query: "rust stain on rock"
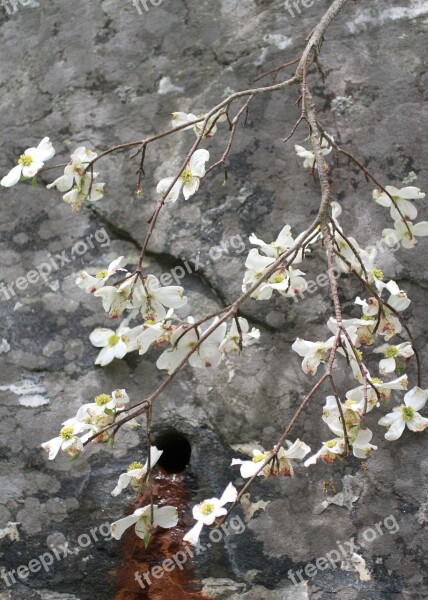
(113, 470, 212, 600)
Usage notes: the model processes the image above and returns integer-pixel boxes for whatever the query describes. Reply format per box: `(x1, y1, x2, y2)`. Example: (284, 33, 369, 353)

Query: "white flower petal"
(41, 436, 63, 461)
(111, 514, 140, 540)
(407, 413, 428, 433)
(404, 387, 428, 411)
(154, 506, 179, 529)
(183, 520, 204, 546)
(36, 137, 55, 161)
(111, 473, 133, 497)
(379, 357, 396, 374)
(1, 164, 23, 187)
(156, 177, 182, 203)
(89, 328, 114, 347)
(189, 149, 209, 177)
(412, 221, 428, 237)
(94, 346, 119, 366)
(155, 286, 187, 309)
(183, 176, 200, 199)
(379, 412, 405, 441)
(283, 439, 311, 460)
(219, 482, 238, 507)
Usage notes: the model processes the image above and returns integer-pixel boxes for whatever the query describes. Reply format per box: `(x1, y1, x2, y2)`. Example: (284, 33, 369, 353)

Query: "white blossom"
(231, 439, 311, 479)
(111, 505, 178, 542)
(351, 428, 377, 458)
(137, 309, 175, 355)
(47, 146, 97, 192)
(378, 387, 428, 440)
(304, 438, 345, 466)
(219, 318, 260, 355)
(183, 483, 237, 546)
(156, 149, 209, 203)
(89, 323, 142, 366)
(171, 110, 226, 137)
(1, 137, 55, 187)
(249, 225, 303, 260)
(242, 250, 307, 300)
(156, 318, 226, 373)
(292, 336, 336, 375)
(111, 446, 163, 496)
(373, 186, 425, 221)
(134, 275, 187, 321)
(74, 390, 130, 441)
(295, 135, 333, 170)
(346, 375, 408, 414)
(76, 257, 125, 294)
(373, 342, 414, 375)
(62, 173, 105, 212)
(47, 146, 105, 211)
(94, 278, 139, 319)
(41, 418, 93, 460)
(382, 220, 428, 249)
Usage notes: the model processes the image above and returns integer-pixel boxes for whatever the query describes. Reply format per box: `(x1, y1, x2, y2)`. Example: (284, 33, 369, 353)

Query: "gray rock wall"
(0, 0, 427, 598)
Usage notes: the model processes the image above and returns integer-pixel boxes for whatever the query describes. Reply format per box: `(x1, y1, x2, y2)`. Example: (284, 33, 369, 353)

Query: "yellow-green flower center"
(96, 269, 108, 279)
(401, 405, 414, 421)
(373, 268, 384, 280)
(108, 334, 120, 347)
(272, 274, 285, 284)
(355, 349, 363, 361)
(325, 439, 338, 449)
(95, 393, 112, 406)
(371, 377, 384, 385)
(362, 316, 375, 322)
(200, 501, 215, 516)
(180, 168, 193, 184)
(18, 154, 33, 167)
(252, 453, 266, 463)
(60, 425, 74, 440)
(128, 461, 143, 471)
(385, 346, 399, 358)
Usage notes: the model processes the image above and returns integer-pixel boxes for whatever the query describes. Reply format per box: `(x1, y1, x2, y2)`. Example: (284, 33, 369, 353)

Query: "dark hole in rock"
(154, 431, 191, 474)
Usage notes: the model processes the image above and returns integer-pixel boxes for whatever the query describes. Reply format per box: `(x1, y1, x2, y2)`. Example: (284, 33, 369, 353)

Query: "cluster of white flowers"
(0, 139, 104, 213)
(242, 225, 313, 300)
(6, 111, 428, 556)
(292, 310, 428, 462)
(77, 254, 260, 368)
(47, 146, 105, 212)
(231, 439, 311, 478)
(77, 256, 187, 319)
(156, 316, 260, 374)
(41, 389, 132, 459)
(372, 185, 428, 248)
(294, 134, 333, 170)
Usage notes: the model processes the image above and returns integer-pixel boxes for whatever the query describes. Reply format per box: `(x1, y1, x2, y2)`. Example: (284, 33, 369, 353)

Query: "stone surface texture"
(0, 0, 427, 599)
